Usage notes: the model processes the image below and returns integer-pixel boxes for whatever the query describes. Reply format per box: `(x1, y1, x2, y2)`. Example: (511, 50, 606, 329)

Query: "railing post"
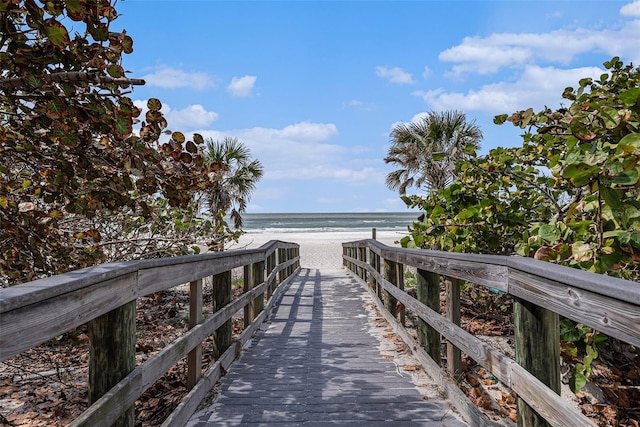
(343, 246, 347, 268)
(417, 269, 441, 363)
(445, 277, 462, 376)
(187, 279, 203, 390)
(253, 260, 265, 317)
(368, 248, 376, 290)
(88, 300, 135, 427)
(515, 298, 560, 427)
(243, 265, 253, 328)
(268, 251, 277, 297)
(383, 259, 398, 317)
(212, 271, 232, 359)
(359, 248, 367, 280)
(278, 248, 285, 284)
(375, 253, 382, 300)
(396, 262, 405, 325)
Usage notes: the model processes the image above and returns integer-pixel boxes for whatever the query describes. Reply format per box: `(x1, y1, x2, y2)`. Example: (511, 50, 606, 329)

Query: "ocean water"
(241, 212, 418, 233)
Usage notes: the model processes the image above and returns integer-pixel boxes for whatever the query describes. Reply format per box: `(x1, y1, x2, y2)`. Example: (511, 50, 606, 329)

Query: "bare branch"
(0, 72, 145, 89)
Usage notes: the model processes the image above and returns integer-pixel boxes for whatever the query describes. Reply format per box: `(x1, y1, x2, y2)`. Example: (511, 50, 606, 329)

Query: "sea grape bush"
(403, 57, 640, 280)
(0, 1, 217, 285)
(401, 57, 639, 392)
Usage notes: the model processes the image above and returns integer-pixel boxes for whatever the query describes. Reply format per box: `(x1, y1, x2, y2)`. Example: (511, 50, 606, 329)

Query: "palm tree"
(384, 110, 482, 194)
(203, 137, 264, 232)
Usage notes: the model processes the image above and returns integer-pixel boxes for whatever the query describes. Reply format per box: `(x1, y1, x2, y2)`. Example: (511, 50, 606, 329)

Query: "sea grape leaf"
(612, 168, 639, 186)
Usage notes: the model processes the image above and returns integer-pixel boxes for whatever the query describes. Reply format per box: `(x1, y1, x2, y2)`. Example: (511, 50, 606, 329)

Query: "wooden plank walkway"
(186, 268, 467, 426)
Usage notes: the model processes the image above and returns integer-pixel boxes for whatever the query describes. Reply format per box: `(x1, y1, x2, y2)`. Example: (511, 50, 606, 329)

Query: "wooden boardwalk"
(186, 268, 467, 427)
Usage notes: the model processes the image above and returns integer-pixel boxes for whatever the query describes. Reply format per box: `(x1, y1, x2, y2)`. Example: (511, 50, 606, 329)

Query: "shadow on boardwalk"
(187, 268, 466, 426)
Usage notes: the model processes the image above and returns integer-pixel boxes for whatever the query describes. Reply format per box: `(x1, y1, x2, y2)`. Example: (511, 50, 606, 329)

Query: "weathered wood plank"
(88, 300, 136, 427)
(372, 270, 514, 386)
(508, 270, 640, 348)
(136, 251, 260, 296)
(1, 272, 137, 361)
(416, 268, 441, 364)
(344, 246, 600, 427)
(160, 267, 299, 427)
(514, 298, 560, 427)
(187, 279, 203, 390)
(349, 270, 501, 427)
(445, 277, 462, 376)
(510, 364, 597, 427)
(69, 274, 279, 427)
(344, 241, 640, 348)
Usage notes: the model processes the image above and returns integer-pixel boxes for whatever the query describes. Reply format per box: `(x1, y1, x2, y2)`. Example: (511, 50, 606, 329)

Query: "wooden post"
(416, 269, 441, 363)
(397, 263, 405, 325)
(376, 253, 382, 300)
(446, 277, 462, 376)
(270, 251, 277, 295)
(372, 228, 377, 240)
(383, 259, 398, 317)
(212, 271, 232, 360)
(515, 298, 560, 427)
(88, 301, 136, 427)
(278, 248, 285, 284)
(343, 246, 347, 268)
(253, 260, 265, 317)
(187, 279, 203, 390)
(368, 248, 376, 290)
(243, 265, 253, 328)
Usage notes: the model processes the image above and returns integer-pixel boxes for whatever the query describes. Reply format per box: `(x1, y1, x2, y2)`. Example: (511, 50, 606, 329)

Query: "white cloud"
(279, 121, 337, 141)
(413, 65, 604, 114)
(227, 75, 257, 97)
(141, 66, 216, 90)
(193, 122, 389, 187)
(375, 66, 415, 84)
(166, 105, 220, 129)
(133, 100, 219, 130)
(621, 0, 640, 17)
(439, 8, 640, 77)
(422, 66, 432, 80)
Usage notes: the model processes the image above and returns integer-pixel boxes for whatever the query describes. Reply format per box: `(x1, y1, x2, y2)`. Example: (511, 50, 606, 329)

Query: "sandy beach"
(229, 229, 410, 271)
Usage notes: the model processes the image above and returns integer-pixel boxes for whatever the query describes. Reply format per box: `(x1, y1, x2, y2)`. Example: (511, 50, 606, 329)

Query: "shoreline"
(228, 229, 409, 271)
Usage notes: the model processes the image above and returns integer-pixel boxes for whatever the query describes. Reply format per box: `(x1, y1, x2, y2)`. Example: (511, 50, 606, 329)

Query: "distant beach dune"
(230, 229, 408, 271)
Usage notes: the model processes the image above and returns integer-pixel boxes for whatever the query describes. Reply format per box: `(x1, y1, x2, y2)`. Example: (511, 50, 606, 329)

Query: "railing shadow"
(188, 268, 465, 425)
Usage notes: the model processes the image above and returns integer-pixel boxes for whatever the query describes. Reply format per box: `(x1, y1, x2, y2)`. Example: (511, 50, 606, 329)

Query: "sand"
(229, 229, 409, 271)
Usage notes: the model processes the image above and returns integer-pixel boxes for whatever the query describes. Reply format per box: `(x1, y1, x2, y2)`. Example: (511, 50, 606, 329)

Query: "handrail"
(0, 240, 301, 426)
(342, 239, 640, 427)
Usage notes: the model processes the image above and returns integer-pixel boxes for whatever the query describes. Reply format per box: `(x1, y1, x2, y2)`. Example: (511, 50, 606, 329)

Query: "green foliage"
(509, 58, 640, 280)
(400, 57, 639, 392)
(0, 1, 220, 285)
(560, 319, 607, 393)
(401, 145, 558, 254)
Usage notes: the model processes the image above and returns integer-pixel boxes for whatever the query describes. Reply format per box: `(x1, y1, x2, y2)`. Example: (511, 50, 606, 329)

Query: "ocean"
(241, 212, 418, 233)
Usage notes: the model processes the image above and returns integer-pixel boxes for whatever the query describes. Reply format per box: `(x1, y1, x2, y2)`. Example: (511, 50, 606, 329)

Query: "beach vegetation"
(400, 57, 640, 392)
(401, 57, 640, 281)
(0, 1, 236, 285)
(203, 137, 264, 251)
(384, 110, 483, 195)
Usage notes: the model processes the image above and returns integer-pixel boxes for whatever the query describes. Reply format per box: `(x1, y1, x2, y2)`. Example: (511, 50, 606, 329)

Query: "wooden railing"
(0, 241, 300, 427)
(342, 239, 640, 427)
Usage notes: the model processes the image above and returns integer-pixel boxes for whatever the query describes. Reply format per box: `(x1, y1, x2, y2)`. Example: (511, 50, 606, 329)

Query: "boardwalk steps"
(186, 268, 466, 426)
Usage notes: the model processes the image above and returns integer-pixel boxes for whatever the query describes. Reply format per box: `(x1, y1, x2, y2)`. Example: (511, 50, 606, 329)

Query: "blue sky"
(115, 0, 640, 213)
